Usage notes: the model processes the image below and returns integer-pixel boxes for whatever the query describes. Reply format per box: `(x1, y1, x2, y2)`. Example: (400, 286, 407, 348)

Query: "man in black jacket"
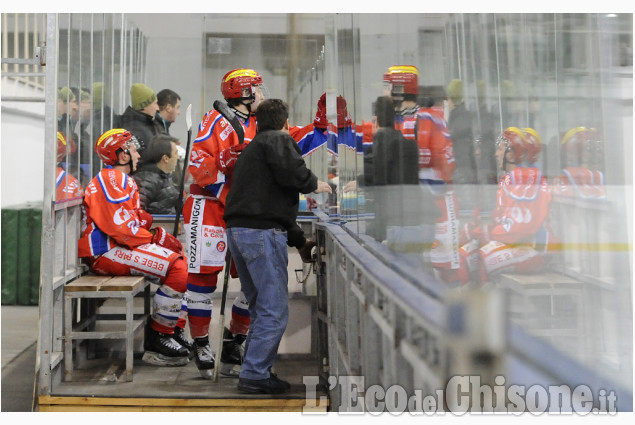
(224, 99, 331, 394)
(134, 134, 181, 215)
(121, 83, 166, 156)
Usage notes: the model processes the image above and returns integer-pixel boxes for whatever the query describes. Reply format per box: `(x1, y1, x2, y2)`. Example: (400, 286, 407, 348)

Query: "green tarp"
(1, 203, 42, 305)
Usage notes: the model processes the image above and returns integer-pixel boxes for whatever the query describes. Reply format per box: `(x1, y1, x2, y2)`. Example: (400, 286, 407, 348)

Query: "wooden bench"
(497, 271, 585, 349)
(64, 275, 151, 382)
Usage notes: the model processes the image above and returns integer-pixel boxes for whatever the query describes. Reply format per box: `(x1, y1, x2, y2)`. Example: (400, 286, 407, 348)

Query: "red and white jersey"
(552, 166, 606, 200)
(394, 107, 419, 141)
(415, 105, 455, 183)
(489, 167, 551, 244)
(56, 166, 83, 200)
(189, 109, 257, 205)
(78, 168, 153, 257)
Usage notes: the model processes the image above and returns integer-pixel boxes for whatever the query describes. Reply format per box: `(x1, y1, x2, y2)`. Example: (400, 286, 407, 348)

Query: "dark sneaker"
(173, 326, 193, 352)
(237, 376, 290, 394)
(193, 336, 215, 380)
(297, 239, 316, 263)
(142, 321, 189, 366)
(269, 371, 291, 390)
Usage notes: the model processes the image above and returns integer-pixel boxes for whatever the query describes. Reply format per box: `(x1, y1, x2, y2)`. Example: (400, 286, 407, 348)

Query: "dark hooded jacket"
(133, 162, 180, 214)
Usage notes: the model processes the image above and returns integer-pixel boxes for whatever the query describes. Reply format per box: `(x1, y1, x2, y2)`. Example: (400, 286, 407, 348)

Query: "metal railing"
(313, 212, 633, 413)
(1, 13, 46, 100)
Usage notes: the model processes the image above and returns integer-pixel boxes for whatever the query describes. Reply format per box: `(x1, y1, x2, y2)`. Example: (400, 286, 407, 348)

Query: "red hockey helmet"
(522, 127, 542, 164)
(221, 68, 264, 101)
(56, 132, 77, 162)
(561, 126, 588, 165)
(497, 127, 528, 164)
(57, 131, 68, 162)
(383, 65, 419, 97)
(95, 128, 139, 166)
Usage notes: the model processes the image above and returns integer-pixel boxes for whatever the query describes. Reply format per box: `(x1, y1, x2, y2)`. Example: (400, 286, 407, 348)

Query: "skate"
(142, 321, 190, 367)
(193, 336, 215, 380)
(173, 326, 194, 353)
(220, 328, 246, 377)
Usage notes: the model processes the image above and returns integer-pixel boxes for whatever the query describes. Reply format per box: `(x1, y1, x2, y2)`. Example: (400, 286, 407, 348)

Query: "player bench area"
(63, 274, 151, 382)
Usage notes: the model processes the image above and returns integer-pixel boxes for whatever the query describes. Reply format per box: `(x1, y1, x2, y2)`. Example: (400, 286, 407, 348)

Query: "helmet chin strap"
(231, 104, 250, 122)
(114, 150, 134, 174)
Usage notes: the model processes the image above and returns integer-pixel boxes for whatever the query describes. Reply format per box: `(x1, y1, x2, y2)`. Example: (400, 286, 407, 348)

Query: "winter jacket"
(224, 129, 318, 248)
(134, 162, 180, 214)
(121, 105, 166, 154)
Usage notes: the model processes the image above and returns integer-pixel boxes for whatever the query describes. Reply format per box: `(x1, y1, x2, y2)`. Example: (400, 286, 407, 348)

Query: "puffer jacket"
(121, 106, 165, 153)
(133, 162, 180, 214)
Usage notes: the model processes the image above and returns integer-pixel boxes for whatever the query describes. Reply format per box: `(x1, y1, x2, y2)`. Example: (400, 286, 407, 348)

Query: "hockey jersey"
(78, 168, 152, 257)
(289, 124, 329, 157)
(489, 167, 551, 244)
(416, 106, 455, 183)
(56, 167, 83, 201)
(188, 109, 257, 205)
(552, 166, 606, 200)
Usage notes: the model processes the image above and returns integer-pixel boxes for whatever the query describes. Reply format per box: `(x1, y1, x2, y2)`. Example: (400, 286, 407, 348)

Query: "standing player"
(182, 69, 265, 379)
(383, 65, 459, 282)
(78, 128, 190, 366)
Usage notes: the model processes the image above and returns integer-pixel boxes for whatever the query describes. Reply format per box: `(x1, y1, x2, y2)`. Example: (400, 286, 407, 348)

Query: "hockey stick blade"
(173, 104, 193, 236)
(213, 100, 245, 145)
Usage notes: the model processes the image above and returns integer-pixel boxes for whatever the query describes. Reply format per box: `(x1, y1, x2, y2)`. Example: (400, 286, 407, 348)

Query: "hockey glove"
(137, 209, 153, 230)
(313, 93, 327, 129)
(215, 144, 247, 176)
(473, 224, 491, 245)
(151, 226, 183, 253)
(306, 197, 318, 210)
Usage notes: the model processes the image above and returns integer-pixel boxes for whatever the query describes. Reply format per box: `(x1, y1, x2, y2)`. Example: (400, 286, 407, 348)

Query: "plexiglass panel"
(329, 12, 632, 390)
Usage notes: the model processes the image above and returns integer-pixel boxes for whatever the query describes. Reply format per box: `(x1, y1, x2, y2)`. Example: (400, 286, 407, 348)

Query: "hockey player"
(552, 126, 606, 200)
(182, 68, 265, 379)
(383, 65, 460, 282)
(56, 131, 83, 201)
(78, 128, 190, 366)
(458, 127, 553, 286)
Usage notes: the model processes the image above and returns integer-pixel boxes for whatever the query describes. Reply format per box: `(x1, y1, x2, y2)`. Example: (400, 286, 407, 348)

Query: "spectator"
(121, 83, 165, 155)
(361, 96, 429, 243)
(447, 79, 477, 210)
(363, 96, 419, 187)
(474, 80, 498, 187)
(57, 86, 78, 140)
(224, 98, 332, 394)
(156, 89, 181, 134)
(78, 128, 190, 366)
(70, 87, 93, 182)
(91, 82, 121, 145)
(156, 88, 185, 188)
(134, 134, 181, 214)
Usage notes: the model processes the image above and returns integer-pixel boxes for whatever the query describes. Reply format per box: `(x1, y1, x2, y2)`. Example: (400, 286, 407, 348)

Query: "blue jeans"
(226, 227, 289, 380)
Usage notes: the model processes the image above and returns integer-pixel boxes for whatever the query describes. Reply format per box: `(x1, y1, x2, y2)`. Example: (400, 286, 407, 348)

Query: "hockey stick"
(172, 104, 193, 236)
(214, 100, 244, 144)
(212, 100, 244, 382)
(212, 249, 232, 382)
